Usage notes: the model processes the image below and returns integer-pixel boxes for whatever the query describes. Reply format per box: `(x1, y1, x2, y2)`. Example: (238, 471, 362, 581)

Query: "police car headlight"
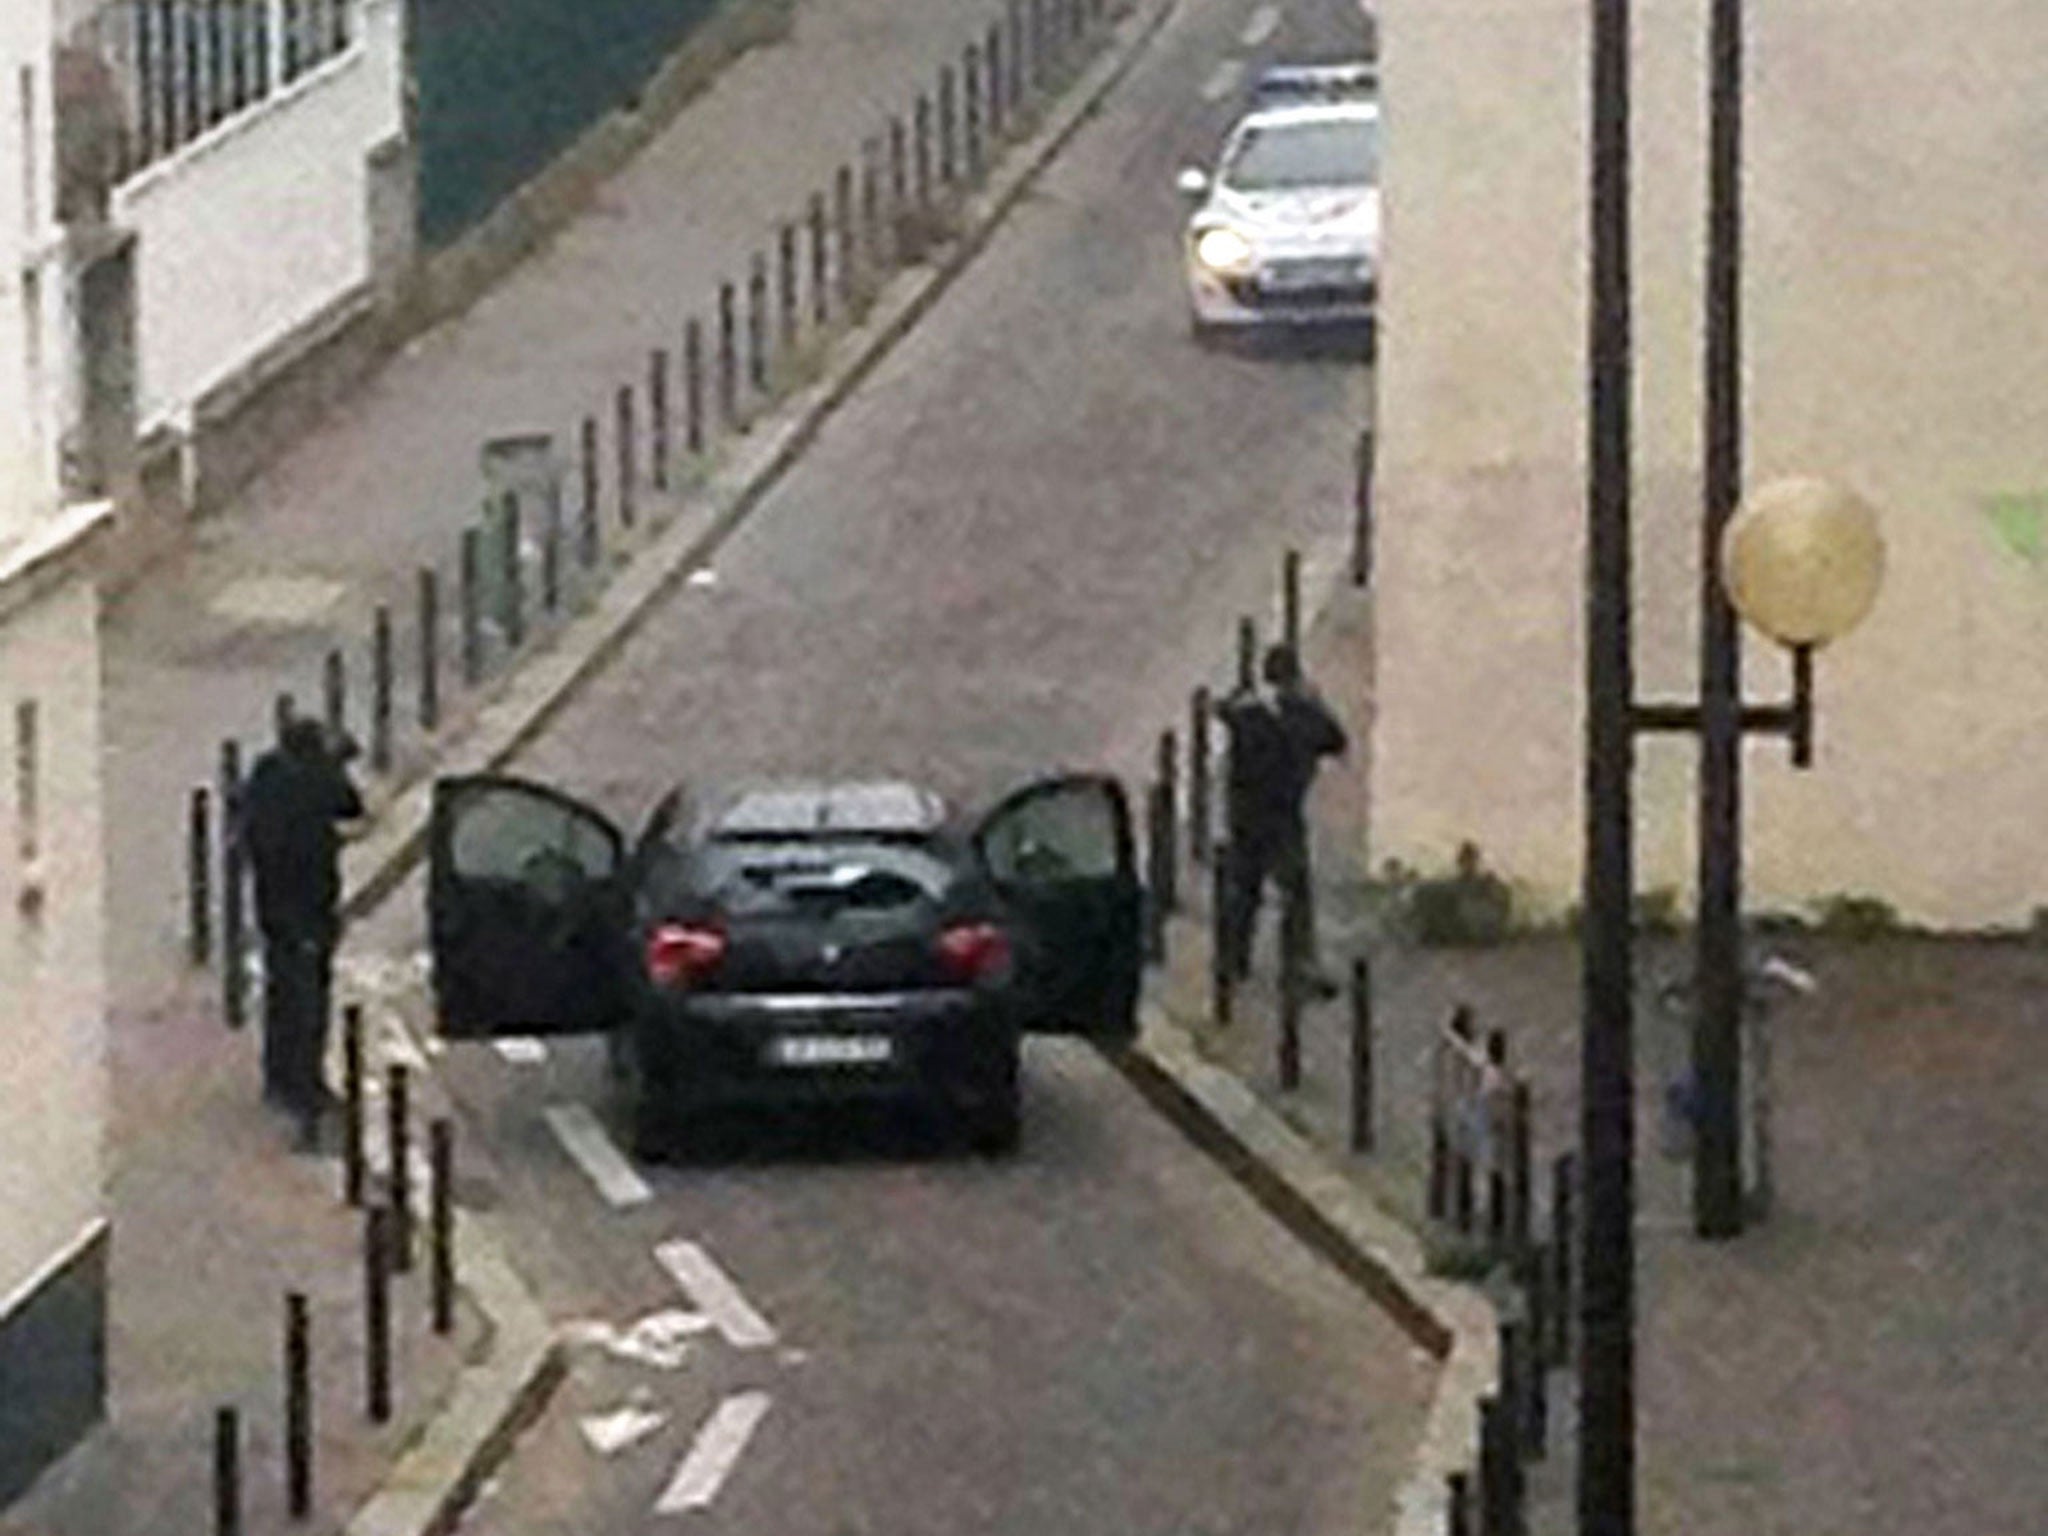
(1194, 226, 1255, 273)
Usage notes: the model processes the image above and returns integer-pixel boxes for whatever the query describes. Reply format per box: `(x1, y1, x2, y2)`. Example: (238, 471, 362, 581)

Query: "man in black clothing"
(240, 716, 365, 1137)
(1216, 643, 1348, 997)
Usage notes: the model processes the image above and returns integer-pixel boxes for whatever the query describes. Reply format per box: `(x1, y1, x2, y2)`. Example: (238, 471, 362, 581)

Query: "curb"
(1113, 1008, 1498, 1536)
(317, 4, 1181, 1531)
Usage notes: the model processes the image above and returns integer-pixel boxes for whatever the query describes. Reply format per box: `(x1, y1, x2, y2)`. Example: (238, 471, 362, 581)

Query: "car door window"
(452, 784, 618, 896)
(979, 781, 1121, 886)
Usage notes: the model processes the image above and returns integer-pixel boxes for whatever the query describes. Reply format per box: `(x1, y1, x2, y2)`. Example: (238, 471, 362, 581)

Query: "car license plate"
(767, 1034, 894, 1067)
(1266, 259, 1354, 289)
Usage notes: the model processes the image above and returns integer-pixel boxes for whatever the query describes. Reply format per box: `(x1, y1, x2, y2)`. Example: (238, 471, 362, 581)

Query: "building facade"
(0, 0, 116, 1505)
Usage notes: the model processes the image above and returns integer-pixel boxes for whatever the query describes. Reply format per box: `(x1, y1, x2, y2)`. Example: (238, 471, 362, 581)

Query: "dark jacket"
(1218, 683, 1347, 843)
(241, 745, 363, 940)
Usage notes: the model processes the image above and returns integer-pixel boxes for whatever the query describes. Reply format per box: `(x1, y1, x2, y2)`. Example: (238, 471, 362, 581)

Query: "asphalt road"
(346, 0, 1433, 1528)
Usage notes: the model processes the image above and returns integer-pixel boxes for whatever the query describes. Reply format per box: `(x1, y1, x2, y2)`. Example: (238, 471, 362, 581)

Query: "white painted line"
(581, 1403, 670, 1457)
(655, 1392, 771, 1515)
(493, 1037, 550, 1064)
(544, 1103, 653, 1208)
(1200, 58, 1243, 102)
(1240, 4, 1281, 46)
(654, 1240, 777, 1349)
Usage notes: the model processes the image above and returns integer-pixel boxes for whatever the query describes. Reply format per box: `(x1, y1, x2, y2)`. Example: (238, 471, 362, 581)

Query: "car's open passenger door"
(428, 775, 629, 1038)
(972, 774, 1141, 1046)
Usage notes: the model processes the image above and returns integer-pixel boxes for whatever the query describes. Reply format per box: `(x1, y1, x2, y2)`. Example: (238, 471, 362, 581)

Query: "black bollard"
(219, 739, 246, 1031)
(342, 1003, 364, 1206)
(860, 143, 882, 273)
(387, 1062, 412, 1273)
(285, 1291, 312, 1519)
(1008, 0, 1026, 107)
(416, 567, 440, 733)
(1278, 880, 1302, 1091)
(273, 690, 294, 746)
(214, 1404, 241, 1536)
(746, 254, 768, 395)
(1478, 1394, 1511, 1536)
(1349, 955, 1374, 1152)
(370, 604, 392, 774)
(1445, 1469, 1473, 1536)
(430, 1117, 456, 1336)
(1351, 425, 1375, 587)
(1550, 1152, 1575, 1367)
(964, 45, 983, 181)
(498, 493, 524, 649)
(541, 478, 562, 615)
(1485, 1031, 1509, 1253)
(987, 25, 1005, 139)
(887, 115, 908, 226)
(1236, 614, 1257, 690)
(649, 348, 670, 492)
(1510, 1078, 1534, 1260)
(188, 784, 212, 966)
(1188, 686, 1211, 867)
(1152, 729, 1178, 912)
(1210, 842, 1233, 1027)
(717, 281, 740, 429)
(777, 223, 799, 350)
(364, 1203, 393, 1423)
(1450, 1005, 1478, 1230)
(579, 415, 600, 568)
(683, 317, 705, 456)
(615, 384, 636, 528)
(1282, 547, 1302, 657)
(808, 193, 829, 326)
(914, 95, 934, 212)
(938, 66, 958, 187)
(1142, 781, 1168, 965)
(459, 527, 483, 687)
(834, 165, 857, 310)
(323, 647, 345, 741)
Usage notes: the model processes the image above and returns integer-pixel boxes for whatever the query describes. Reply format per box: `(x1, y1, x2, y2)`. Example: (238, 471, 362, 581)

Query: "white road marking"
(581, 1403, 670, 1456)
(1200, 58, 1243, 102)
(544, 1103, 653, 1207)
(654, 1240, 778, 1349)
(1241, 4, 1281, 46)
(655, 1392, 771, 1515)
(562, 1309, 711, 1370)
(686, 567, 718, 587)
(493, 1037, 550, 1064)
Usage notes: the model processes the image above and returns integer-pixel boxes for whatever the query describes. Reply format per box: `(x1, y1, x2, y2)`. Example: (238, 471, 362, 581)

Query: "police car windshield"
(1222, 117, 1379, 191)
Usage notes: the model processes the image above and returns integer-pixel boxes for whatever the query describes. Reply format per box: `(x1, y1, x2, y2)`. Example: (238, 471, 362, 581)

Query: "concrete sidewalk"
(23, 0, 1130, 1530)
(1145, 576, 2048, 1535)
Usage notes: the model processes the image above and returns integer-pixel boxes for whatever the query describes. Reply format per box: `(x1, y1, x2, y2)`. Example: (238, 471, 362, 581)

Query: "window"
(450, 787, 616, 886)
(979, 782, 1121, 885)
(1223, 116, 1382, 191)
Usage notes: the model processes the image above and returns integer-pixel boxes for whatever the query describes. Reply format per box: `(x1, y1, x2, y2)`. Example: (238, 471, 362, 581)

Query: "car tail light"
(645, 923, 726, 988)
(936, 922, 1012, 984)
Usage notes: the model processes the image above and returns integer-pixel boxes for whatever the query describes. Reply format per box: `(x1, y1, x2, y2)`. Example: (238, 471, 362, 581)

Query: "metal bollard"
(370, 604, 392, 774)
(274, 689, 294, 746)
(387, 1062, 412, 1273)
(1029, 0, 1045, 88)
(1188, 686, 1211, 866)
(1237, 614, 1257, 690)
(579, 415, 600, 567)
(861, 142, 883, 273)
(417, 568, 439, 732)
(1154, 728, 1178, 912)
(938, 66, 958, 187)
(1510, 1078, 1534, 1260)
(808, 193, 830, 326)
(746, 253, 769, 395)
(499, 493, 525, 649)
(718, 281, 740, 429)
(1349, 955, 1374, 1152)
(616, 384, 637, 528)
(219, 739, 246, 1031)
(1278, 881, 1302, 1091)
(430, 1117, 456, 1336)
(541, 478, 562, 614)
(650, 348, 670, 492)
(888, 115, 908, 223)
(1550, 1152, 1576, 1367)
(986, 25, 1005, 140)
(458, 528, 483, 687)
(1478, 1394, 1512, 1536)
(364, 1203, 393, 1423)
(323, 647, 345, 740)
(1445, 1469, 1473, 1536)
(835, 164, 857, 310)
(1351, 425, 1375, 587)
(684, 317, 705, 456)
(1522, 1247, 1551, 1443)
(1008, 0, 1027, 107)
(777, 223, 799, 350)
(342, 1002, 364, 1206)
(1210, 842, 1234, 1027)
(214, 1404, 241, 1536)
(188, 784, 212, 966)
(1485, 1031, 1509, 1252)
(914, 95, 934, 212)
(1143, 781, 1169, 965)
(285, 1291, 312, 1519)
(1497, 1317, 1524, 1464)
(1282, 547, 1302, 657)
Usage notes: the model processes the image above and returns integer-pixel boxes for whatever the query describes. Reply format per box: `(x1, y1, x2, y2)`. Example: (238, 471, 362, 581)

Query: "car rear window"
(685, 838, 958, 920)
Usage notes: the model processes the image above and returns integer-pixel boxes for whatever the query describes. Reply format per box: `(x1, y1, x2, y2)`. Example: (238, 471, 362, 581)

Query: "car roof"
(704, 780, 951, 839)
(1237, 100, 1380, 134)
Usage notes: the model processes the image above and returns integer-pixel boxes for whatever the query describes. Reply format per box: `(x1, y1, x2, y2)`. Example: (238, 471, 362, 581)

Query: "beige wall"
(0, 563, 106, 1303)
(1370, 0, 2048, 930)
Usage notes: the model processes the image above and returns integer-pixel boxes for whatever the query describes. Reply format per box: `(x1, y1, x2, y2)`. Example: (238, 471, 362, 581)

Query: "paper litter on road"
(561, 1309, 715, 1370)
(579, 1403, 671, 1456)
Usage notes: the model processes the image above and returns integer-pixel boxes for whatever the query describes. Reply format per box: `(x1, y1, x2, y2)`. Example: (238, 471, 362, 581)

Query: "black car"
(426, 771, 1144, 1157)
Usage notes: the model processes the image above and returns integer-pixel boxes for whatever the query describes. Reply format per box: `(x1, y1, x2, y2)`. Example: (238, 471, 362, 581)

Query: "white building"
(0, 0, 118, 1504)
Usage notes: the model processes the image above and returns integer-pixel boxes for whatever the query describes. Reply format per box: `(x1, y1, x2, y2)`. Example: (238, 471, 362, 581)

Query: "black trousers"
(262, 927, 336, 1115)
(1221, 820, 1317, 981)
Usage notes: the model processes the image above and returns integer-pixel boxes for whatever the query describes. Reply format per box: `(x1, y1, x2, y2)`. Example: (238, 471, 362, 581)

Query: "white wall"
(111, 0, 401, 432)
(0, 2, 60, 546)
(0, 565, 105, 1304)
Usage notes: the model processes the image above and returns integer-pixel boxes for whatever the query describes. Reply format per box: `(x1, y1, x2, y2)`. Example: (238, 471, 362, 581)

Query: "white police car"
(1177, 63, 1381, 343)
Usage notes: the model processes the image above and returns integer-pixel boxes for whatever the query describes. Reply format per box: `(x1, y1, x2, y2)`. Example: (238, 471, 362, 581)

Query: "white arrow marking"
(654, 1240, 777, 1349)
(1241, 4, 1281, 46)
(581, 1402, 670, 1457)
(1201, 58, 1244, 102)
(656, 1392, 771, 1514)
(544, 1103, 652, 1207)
